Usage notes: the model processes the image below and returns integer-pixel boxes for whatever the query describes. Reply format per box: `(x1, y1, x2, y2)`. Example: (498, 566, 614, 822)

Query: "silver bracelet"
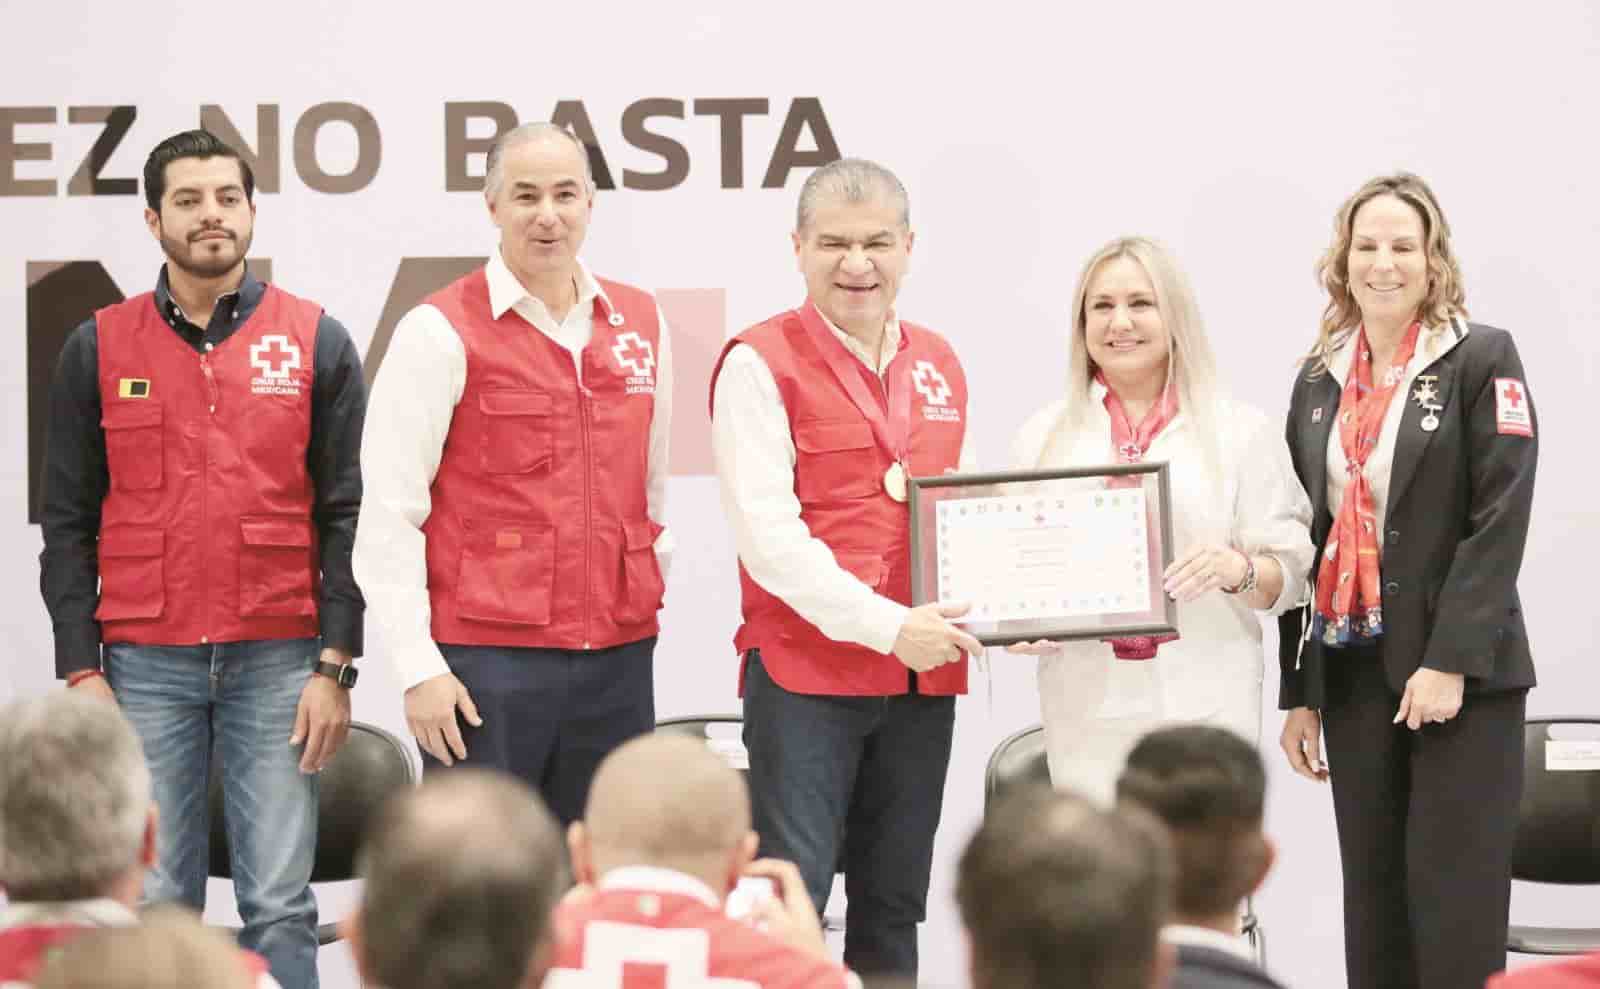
(1223, 552, 1258, 595)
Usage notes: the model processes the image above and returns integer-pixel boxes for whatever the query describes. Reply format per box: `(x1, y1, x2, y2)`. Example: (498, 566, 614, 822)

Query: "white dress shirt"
(1011, 385, 1313, 801)
(712, 313, 977, 656)
(1162, 923, 1257, 961)
(1323, 322, 1468, 546)
(354, 250, 674, 690)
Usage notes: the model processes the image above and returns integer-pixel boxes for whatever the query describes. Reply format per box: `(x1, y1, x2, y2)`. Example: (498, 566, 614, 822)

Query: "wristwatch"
(315, 660, 359, 689)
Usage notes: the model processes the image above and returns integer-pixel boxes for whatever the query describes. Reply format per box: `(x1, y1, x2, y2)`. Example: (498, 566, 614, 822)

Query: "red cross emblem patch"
(1494, 377, 1533, 437)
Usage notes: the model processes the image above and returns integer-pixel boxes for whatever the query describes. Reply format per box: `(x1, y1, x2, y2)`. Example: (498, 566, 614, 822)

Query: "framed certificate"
(908, 462, 1177, 647)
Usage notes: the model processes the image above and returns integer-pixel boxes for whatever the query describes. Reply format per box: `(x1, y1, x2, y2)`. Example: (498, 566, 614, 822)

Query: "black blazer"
(1171, 944, 1287, 989)
(1278, 320, 1538, 710)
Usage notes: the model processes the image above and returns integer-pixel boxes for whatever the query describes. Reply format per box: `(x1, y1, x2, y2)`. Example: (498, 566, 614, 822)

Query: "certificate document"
(910, 463, 1177, 646)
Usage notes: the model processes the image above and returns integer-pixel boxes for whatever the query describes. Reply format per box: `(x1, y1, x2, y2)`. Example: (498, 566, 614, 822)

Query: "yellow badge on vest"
(117, 378, 151, 398)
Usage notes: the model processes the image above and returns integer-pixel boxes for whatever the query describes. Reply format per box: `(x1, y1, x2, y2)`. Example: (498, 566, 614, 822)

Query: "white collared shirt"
(1162, 923, 1256, 961)
(354, 250, 675, 690)
(1323, 322, 1467, 545)
(0, 897, 137, 932)
(712, 311, 977, 655)
(597, 866, 723, 909)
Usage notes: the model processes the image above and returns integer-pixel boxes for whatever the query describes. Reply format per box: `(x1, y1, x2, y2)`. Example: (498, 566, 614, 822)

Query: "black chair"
(1508, 717, 1600, 955)
(207, 720, 417, 945)
(982, 723, 1266, 965)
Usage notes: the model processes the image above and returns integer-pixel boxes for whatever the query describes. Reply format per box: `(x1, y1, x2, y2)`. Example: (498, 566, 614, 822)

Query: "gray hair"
(356, 771, 567, 989)
(484, 122, 594, 200)
(0, 692, 152, 901)
(795, 157, 910, 232)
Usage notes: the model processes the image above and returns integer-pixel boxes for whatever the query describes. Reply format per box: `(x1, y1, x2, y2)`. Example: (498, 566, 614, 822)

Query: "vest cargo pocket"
(614, 520, 665, 625)
(239, 517, 317, 617)
(793, 419, 879, 502)
(835, 552, 890, 591)
(102, 403, 164, 491)
(457, 518, 554, 626)
(95, 527, 165, 621)
(479, 391, 553, 474)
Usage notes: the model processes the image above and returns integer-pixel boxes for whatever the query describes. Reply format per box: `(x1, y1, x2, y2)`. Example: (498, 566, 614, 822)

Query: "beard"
(159, 224, 252, 280)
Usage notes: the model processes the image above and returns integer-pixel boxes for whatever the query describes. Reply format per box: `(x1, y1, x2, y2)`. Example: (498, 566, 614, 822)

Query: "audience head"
(958, 784, 1174, 989)
(33, 905, 254, 989)
(344, 770, 567, 989)
(569, 733, 757, 898)
(1116, 724, 1274, 927)
(0, 691, 156, 905)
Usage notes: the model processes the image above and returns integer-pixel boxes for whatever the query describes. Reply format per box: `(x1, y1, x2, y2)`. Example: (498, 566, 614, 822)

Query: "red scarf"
(1312, 321, 1421, 647)
(1098, 372, 1180, 661)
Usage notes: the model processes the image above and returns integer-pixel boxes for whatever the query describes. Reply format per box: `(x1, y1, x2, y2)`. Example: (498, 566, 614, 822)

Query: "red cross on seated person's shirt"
(249, 334, 302, 379)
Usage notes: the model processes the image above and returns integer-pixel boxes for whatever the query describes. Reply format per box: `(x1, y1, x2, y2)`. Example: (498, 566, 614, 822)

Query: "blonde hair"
(1307, 172, 1468, 373)
(1042, 237, 1223, 493)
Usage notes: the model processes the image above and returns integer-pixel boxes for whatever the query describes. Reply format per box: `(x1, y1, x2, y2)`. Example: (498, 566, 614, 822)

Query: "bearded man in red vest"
(709, 158, 982, 980)
(354, 122, 672, 825)
(37, 129, 367, 989)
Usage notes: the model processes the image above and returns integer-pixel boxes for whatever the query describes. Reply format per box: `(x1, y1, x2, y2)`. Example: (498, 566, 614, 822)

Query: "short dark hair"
(355, 771, 567, 989)
(143, 129, 254, 211)
(1116, 724, 1268, 918)
(957, 784, 1172, 989)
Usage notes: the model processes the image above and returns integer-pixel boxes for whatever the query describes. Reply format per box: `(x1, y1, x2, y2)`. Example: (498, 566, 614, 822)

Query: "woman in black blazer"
(1278, 173, 1538, 989)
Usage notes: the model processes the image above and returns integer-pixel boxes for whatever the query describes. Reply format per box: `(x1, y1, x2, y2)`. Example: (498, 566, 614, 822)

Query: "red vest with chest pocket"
(421, 268, 664, 651)
(710, 308, 970, 696)
(94, 286, 322, 647)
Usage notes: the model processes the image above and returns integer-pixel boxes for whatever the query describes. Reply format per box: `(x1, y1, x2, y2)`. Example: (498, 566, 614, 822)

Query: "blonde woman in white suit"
(1009, 236, 1313, 803)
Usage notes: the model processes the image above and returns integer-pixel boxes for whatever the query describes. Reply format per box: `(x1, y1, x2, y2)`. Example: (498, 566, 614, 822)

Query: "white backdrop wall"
(4, 3, 1598, 987)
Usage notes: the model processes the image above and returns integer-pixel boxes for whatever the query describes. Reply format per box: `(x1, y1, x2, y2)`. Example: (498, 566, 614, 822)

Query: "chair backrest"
(209, 721, 417, 883)
(1512, 718, 1600, 884)
(985, 724, 1051, 814)
(655, 715, 747, 776)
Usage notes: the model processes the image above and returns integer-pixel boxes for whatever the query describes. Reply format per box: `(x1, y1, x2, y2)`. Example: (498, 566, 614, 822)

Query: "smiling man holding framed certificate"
(709, 157, 979, 981)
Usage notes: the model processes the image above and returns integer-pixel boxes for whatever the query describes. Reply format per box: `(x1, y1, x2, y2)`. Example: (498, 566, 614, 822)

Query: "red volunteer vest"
(422, 269, 664, 650)
(549, 888, 850, 989)
(0, 922, 269, 986)
(710, 307, 969, 696)
(94, 286, 322, 647)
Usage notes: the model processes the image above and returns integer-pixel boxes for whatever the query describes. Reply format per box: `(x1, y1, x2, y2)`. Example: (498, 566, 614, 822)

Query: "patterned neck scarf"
(1313, 321, 1422, 647)
(1098, 372, 1181, 660)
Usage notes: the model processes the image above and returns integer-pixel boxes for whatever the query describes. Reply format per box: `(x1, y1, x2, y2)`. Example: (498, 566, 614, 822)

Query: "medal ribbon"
(1096, 371, 1181, 661)
(1312, 320, 1421, 647)
(796, 300, 913, 469)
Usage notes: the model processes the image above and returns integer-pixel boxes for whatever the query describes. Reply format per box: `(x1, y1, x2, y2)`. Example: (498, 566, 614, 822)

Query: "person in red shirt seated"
(1488, 955, 1600, 989)
(0, 692, 276, 989)
(546, 734, 858, 989)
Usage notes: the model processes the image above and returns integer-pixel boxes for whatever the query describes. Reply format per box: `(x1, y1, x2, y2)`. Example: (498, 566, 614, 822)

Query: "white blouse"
(1011, 383, 1314, 725)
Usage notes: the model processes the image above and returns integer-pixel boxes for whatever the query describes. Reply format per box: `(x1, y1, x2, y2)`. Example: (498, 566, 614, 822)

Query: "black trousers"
(742, 649, 955, 979)
(1321, 643, 1526, 989)
(423, 637, 656, 826)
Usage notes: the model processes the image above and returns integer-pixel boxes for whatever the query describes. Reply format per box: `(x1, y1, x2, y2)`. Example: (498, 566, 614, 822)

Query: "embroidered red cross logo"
(911, 359, 951, 406)
(1502, 381, 1524, 408)
(611, 332, 656, 378)
(248, 334, 302, 380)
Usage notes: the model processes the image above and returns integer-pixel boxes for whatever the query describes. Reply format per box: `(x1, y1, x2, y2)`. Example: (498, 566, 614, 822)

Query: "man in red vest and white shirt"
(37, 130, 367, 989)
(354, 122, 672, 824)
(547, 733, 859, 989)
(0, 692, 281, 989)
(709, 158, 981, 980)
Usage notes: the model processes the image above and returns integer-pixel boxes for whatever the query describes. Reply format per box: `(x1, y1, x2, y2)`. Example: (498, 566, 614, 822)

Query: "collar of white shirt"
(1161, 923, 1255, 960)
(486, 248, 609, 323)
(1325, 317, 1470, 387)
(597, 866, 723, 910)
(0, 897, 138, 931)
(814, 308, 901, 377)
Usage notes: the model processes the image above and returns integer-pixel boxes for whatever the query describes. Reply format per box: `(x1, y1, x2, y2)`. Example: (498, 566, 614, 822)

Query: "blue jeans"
(105, 639, 319, 989)
(742, 649, 956, 979)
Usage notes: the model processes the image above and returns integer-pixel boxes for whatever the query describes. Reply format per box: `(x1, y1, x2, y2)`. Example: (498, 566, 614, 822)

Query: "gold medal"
(884, 461, 908, 502)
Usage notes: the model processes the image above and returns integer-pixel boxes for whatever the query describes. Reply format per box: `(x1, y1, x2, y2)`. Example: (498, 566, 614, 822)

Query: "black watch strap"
(315, 660, 358, 689)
